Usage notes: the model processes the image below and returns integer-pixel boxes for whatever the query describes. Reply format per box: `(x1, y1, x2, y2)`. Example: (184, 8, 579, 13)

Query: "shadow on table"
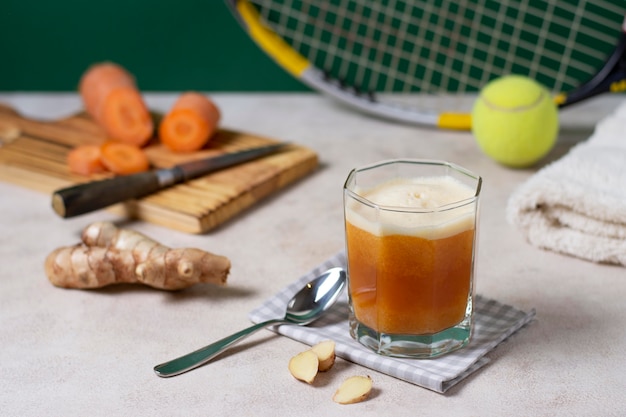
(89, 281, 257, 302)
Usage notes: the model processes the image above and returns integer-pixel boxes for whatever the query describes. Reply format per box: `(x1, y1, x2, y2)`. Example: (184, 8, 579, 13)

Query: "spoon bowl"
(154, 267, 346, 377)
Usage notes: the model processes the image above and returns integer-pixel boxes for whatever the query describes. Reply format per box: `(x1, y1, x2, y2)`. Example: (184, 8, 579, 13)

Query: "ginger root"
(45, 221, 230, 290)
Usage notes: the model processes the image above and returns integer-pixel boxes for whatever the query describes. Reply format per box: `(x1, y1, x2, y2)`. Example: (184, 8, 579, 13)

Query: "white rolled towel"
(507, 100, 626, 266)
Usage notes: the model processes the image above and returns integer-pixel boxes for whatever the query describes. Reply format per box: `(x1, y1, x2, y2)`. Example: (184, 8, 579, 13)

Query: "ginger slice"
(310, 340, 336, 372)
(333, 376, 373, 404)
(288, 350, 319, 384)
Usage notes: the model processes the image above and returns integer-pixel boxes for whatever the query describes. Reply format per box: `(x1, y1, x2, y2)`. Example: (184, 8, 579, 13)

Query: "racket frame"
(227, 0, 625, 129)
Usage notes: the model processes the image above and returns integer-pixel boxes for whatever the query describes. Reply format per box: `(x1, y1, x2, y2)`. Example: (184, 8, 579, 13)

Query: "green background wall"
(1, 1, 307, 92)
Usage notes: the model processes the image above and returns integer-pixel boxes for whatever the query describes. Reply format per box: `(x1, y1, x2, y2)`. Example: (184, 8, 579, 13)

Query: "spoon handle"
(153, 318, 285, 377)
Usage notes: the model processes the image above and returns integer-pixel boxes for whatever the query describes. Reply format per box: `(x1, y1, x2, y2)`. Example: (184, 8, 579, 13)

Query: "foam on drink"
(345, 176, 476, 239)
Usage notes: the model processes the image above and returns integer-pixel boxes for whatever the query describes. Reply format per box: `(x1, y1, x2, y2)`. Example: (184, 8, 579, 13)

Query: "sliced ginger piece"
(333, 375, 373, 404)
(288, 350, 319, 384)
(310, 340, 336, 372)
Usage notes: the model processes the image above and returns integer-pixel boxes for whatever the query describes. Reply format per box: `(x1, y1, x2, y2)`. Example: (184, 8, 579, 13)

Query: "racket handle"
(52, 172, 162, 218)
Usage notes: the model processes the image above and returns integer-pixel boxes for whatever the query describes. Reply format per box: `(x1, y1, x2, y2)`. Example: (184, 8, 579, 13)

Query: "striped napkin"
(248, 252, 535, 393)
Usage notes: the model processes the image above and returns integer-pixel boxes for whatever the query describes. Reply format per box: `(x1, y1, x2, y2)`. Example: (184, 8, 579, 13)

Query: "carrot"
(79, 62, 154, 147)
(100, 141, 150, 175)
(158, 92, 220, 152)
(67, 145, 107, 176)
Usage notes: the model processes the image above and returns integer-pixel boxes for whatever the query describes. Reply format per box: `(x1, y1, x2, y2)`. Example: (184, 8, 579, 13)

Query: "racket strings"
(251, 0, 623, 96)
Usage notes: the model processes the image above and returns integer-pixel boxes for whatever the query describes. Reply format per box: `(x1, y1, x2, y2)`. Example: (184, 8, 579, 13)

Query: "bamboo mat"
(0, 104, 318, 233)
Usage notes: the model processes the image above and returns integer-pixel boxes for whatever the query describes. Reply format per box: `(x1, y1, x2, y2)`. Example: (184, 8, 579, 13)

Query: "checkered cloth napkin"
(249, 252, 535, 393)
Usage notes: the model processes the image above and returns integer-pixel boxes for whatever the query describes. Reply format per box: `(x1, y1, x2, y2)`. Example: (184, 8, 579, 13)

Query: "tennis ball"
(471, 75, 559, 168)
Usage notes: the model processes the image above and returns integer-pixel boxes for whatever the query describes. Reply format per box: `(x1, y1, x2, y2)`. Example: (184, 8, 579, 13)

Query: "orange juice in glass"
(343, 160, 481, 358)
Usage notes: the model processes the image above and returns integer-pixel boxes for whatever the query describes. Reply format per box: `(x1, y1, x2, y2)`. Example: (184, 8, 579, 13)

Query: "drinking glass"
(343, 159, 481, 358)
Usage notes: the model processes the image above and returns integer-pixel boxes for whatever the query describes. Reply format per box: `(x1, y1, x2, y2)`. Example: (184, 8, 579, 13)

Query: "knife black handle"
(52, 171, 164, 218)
(51, 142, 289, 218)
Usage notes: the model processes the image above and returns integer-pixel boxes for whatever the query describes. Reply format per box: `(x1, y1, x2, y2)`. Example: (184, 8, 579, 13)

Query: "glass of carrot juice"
(343, 159, 482, 358)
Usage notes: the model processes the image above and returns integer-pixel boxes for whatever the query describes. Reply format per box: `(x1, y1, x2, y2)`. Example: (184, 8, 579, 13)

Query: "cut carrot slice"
(67, 145, 107, 176)
(100, 141, 150, 175)
(159, 92, 220, 153)
(79, 62, 153, 146)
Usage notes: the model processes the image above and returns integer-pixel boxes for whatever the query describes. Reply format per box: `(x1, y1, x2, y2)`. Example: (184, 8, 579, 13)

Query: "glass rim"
(343, 159, 482, 213)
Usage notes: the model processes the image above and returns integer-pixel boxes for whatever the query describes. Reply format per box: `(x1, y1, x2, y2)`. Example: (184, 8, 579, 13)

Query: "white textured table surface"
(1, 93, 624, 416)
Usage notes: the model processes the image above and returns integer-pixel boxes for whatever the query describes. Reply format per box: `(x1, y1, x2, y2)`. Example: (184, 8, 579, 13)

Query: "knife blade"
(52, 142, 289, 218)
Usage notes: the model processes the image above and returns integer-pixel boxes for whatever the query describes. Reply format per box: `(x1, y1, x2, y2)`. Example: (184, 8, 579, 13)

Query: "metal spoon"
(153, 267, 346, 377)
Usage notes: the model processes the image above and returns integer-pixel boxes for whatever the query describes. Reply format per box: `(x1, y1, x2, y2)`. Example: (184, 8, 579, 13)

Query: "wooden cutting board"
(0, 104, 318, 233)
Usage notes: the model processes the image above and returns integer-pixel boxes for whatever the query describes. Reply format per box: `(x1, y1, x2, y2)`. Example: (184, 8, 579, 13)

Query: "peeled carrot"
(100, 141, 150, 175)
(67, 145, 107, 176)
(158, 92, 220, 153)
(79, 62, 154, 147)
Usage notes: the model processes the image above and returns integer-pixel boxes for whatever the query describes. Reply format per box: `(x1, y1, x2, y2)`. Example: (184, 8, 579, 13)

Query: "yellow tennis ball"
(471, 75, 559, 168)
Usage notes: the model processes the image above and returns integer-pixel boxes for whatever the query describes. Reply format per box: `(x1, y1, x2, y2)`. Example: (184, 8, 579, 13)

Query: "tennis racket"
(225, 0, 626, 130)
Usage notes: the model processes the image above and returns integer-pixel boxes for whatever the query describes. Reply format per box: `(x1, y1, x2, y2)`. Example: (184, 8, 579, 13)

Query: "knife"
(52, 142, 289, 218)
